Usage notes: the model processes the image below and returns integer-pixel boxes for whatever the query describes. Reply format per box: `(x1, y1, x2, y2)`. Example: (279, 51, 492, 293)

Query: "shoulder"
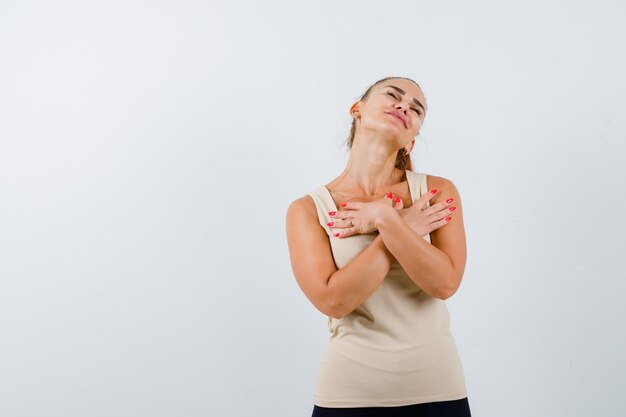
(425, 174, 461, 204)
(425, 173, 457, 191)
(287, 194, 316, 213)
(286, 195, 318, 224)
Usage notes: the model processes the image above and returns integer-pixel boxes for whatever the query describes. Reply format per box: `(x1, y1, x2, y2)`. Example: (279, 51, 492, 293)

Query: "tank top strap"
(406, 170, 432, 243)
(405, 170, 430, 207)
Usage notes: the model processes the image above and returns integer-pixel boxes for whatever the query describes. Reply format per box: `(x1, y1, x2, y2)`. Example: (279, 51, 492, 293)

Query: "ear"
(349, 101, 360, 117)
(405, 139, 415, 153)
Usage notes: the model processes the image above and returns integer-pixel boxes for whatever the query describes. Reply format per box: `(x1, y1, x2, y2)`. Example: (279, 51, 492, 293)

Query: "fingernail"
(386, 192, 393, 199)
(448, 206, 456, 212)
(430, 189, 438, 195)
(341, 202, 347, 207)
(446, 198, 454, 204)
(395, 197, 401, 203)
(327, 222, 334, 226)
(445, 216, 452, 222)
(328, 211, 336, 216)
(333, 233, 340, 237)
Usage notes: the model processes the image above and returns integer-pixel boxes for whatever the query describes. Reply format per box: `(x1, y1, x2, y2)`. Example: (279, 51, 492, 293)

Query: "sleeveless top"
(306, 170, 467, 407)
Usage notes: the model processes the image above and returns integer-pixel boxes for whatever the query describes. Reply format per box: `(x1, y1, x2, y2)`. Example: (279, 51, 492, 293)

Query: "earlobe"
(405, 139, 415, 154)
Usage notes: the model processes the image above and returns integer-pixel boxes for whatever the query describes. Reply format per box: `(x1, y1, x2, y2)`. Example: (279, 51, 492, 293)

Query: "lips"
(386, 111, 407, 128)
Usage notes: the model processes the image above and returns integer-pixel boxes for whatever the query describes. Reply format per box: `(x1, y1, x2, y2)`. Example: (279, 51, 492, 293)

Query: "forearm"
(326, 235, 394, 318)
(374, 207, 455, 299)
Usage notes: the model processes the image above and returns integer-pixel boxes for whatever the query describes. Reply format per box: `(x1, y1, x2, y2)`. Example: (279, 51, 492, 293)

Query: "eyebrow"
(385, 85, 426, 112)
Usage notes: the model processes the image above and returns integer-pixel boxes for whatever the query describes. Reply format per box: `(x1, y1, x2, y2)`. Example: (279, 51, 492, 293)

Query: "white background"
(1, 1, 625, 416)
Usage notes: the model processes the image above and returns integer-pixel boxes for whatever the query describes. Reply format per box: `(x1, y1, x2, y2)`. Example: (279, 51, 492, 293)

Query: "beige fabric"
(306, 170, 467, 407)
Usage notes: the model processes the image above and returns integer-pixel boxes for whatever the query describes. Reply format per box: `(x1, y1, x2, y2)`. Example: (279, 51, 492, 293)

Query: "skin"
(285, 78, 467, 319)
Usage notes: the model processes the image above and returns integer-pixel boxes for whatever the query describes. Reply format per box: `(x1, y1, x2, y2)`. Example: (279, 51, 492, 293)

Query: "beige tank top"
(306, 169, 467, 407)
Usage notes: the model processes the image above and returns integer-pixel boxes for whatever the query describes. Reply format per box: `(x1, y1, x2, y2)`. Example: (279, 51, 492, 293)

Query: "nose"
(394, 101, 409, 113)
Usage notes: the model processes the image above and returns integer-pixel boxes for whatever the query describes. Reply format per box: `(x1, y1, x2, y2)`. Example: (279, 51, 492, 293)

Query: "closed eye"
(387, 91, 422, 116)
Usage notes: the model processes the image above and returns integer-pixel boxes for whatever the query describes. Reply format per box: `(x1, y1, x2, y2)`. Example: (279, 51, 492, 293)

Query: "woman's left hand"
(327, 192, 403, 238)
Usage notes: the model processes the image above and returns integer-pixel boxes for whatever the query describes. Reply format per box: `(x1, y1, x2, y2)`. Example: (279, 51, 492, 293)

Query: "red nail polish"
(333, 233, 340, 237)
(448, 206, 456, 212)
(430, 189, 438, 195)
(446, 198, 454, 204)
(386, 192, 393, 199)
(341, 202, 347, 207)
(395, 197, 401, 203)
(327, 222, 334, 226)
(445, 216, 452, 222)
(328, 211, 336, 216)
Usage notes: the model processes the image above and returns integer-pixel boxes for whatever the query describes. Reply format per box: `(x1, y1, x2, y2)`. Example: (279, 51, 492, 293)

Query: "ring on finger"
(348, 219, 354, 228)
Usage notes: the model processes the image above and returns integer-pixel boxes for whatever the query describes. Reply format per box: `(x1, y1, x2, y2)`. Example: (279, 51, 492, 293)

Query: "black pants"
(311, 397, 471, 417)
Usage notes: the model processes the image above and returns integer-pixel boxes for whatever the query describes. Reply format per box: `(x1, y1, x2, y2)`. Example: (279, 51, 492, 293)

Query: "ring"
(348, 220, 354, 227)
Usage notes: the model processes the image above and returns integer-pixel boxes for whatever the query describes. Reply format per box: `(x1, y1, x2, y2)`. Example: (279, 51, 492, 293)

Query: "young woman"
(286, 76, 472, 417)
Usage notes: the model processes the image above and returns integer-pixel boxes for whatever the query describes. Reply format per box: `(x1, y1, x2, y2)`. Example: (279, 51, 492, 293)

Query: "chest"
(326, 180, 415, 210)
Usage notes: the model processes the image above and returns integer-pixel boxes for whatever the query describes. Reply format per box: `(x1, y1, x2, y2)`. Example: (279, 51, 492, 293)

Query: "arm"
(374, 176, 467, 300)
(286, 196, 395, 319)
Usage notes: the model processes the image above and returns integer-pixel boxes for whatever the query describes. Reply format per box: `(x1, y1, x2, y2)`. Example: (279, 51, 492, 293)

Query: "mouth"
(386, 112, 407, 128)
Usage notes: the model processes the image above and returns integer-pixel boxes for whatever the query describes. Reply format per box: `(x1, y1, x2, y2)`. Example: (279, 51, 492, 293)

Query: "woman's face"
(353, 79, 427, 147)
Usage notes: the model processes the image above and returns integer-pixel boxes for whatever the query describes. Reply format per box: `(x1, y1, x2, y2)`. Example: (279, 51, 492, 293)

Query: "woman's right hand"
(392, 190, 457, 238)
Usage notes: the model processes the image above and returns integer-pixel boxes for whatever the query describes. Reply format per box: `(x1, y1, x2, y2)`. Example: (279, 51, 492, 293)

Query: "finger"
(425, 209, 455, 229)
(418, 189, 439, 206)
(327, 210, 349, 221)
(381, 191, 395, 206)
(424, 198, 455, 216)
(429, 214, 453, 232)
(332, 227, 357, 238)
(410, 189, 435, 210)
(326, 219, 354, 229)
(339, 201, 362, 211)
(433, 205, 456, 220)
(421, 216, 452, 236)
(393, 196, 404, 210)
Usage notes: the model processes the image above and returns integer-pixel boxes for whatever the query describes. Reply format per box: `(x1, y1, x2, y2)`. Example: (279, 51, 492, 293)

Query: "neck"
(336, 131, 404, 197)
